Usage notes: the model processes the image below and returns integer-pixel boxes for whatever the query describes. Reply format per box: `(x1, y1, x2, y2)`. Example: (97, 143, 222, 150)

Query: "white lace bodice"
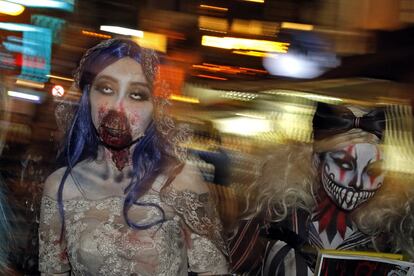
(39, 177, 228, 276)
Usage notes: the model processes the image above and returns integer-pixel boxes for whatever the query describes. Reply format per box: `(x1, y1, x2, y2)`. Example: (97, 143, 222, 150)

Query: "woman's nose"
(112, 96, 125, 111)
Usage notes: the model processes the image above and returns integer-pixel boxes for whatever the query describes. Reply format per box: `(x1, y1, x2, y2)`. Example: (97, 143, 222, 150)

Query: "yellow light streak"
(16, 79, 45, 89)
(242, 0, 264, 3)
(281, 22, 314, 31)
(47, 74, 74, 82)
(198, 16, 228, 33)
(231, 19, 277, 36)
(132, 32, 167, 53)
(199, 4, 228, 12)
(202, 35, 289, 53)
(199, 28, 227, 34)
(192, 63, 267, 76)
(169, 94, 200, 104)
(82, 30, 112, 39)
(272, 90, 343, 103)
(233, 50, 267, 57)
(0, 0, 24, 16)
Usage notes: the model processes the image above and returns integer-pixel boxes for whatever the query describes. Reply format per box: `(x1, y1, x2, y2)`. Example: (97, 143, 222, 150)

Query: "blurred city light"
(266, 90, 343, 104)
(196, 74, 228, 81)
(0, 0, 25, 16)
(16, 79, 45, 89)
(0, 22, 39, 32)
(51, 85, 64, 97)
(192, 63, 267, 76)
(281, 22, 314, 31)
(7, 90, 40, 102)
(242, 0, 264, 3)
(199, 4, 228, 12)
(231, 19, 278, 36)
(131, 32, 167, 52)
(19, 27, 52, 82)
(81, 30, 111, 39)
(213, 116, 272, 136)
(263, 53, 323, 79)
(6, 0, 74, 11)
(100, 25, 143, 38)
(199, 16, 228, 33)
(0, 23, 52, 82)
(169, 94, 200, 104)
(384, 105, 414, 174)
(46, 74, 73, 82)
(201, 35, 289, 53)
(233, 50, 271, 57)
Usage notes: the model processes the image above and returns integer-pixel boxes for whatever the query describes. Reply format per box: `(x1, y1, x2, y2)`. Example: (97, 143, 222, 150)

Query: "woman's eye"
(97, 85, 113, 95)
(129, 92, 148, 101)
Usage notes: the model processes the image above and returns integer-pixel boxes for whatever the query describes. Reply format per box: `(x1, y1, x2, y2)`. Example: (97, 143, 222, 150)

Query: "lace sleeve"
(38, 196, 70, 274)
(160, 162, 229, 274)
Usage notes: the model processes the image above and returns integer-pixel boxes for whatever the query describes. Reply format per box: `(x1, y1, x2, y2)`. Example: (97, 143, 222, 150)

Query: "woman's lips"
(98, 110, 132, 149)
(103, 126, 128, 137)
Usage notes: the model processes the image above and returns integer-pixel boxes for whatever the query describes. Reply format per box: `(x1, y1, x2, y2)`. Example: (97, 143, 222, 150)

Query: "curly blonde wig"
(241, 141, 414, 260)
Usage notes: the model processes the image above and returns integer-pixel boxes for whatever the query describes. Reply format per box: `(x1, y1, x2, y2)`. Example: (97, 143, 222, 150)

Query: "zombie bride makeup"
(320, 143, 384, 211)
(90, 57, 154, 170)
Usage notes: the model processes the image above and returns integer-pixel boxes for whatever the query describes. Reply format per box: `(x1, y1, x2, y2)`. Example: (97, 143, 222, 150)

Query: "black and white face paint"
(320, 143, 384, 211)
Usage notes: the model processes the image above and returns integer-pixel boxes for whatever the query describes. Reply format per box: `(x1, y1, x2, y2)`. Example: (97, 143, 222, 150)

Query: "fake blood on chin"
(98, 110, 133, 171)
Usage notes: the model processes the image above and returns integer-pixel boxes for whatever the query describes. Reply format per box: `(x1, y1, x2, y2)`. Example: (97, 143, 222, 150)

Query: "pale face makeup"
(90, 57, 153, 147)
(320, 143, 384, 211)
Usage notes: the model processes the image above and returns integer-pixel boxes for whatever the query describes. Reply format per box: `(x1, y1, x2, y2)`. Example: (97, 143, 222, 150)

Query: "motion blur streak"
(0, 0, 24, 16)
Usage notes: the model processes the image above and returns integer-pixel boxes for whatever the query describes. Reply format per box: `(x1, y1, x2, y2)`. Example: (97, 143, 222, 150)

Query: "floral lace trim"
(38, 229, 70, 273)
(40, 196, 184, 275)
(188, 234, 229, 274)
(161, 186, 228, 256)
(40, 190, 228, 275)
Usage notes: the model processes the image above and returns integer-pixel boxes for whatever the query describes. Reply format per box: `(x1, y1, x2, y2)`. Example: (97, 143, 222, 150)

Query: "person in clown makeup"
(229, 102, 414, 275)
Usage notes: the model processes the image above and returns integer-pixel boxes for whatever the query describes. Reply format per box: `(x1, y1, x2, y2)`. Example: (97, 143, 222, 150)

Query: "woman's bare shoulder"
(42, 166, 85, 200)
(43, 167, 67, 200)
(169, 162, 209, 194)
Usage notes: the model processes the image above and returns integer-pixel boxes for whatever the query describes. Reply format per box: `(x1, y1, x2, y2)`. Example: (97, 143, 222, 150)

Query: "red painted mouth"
(98, 110, 132, 149)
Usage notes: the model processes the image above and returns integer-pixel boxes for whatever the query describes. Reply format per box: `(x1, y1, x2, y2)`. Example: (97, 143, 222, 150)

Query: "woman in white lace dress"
(38, 39, 229, 276)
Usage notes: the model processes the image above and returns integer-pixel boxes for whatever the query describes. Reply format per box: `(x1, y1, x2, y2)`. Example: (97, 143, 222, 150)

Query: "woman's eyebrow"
(129, 82, 150, 88)
(94, 75, 117, 83)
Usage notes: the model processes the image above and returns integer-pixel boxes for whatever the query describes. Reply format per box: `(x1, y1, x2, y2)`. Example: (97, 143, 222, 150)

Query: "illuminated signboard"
(1, 24, 52, 82)
(0, 14, 65, 82)
(18, 26, 52, 82)
(32, 15, 66, 44)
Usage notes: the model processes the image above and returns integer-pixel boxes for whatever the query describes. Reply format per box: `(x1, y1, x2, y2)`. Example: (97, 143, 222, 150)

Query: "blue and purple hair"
(58, 39, 172, 236)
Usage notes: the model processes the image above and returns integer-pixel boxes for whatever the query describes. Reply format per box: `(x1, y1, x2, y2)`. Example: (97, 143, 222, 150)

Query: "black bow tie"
(313, 102, 385, 140)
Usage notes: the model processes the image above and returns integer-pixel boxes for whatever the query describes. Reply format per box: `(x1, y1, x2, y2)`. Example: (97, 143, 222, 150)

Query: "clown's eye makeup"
(332, 157, 354, 170)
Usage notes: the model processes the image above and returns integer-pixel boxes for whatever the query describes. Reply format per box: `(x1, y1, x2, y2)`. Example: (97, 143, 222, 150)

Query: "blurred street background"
(1, 0, 414, 274)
